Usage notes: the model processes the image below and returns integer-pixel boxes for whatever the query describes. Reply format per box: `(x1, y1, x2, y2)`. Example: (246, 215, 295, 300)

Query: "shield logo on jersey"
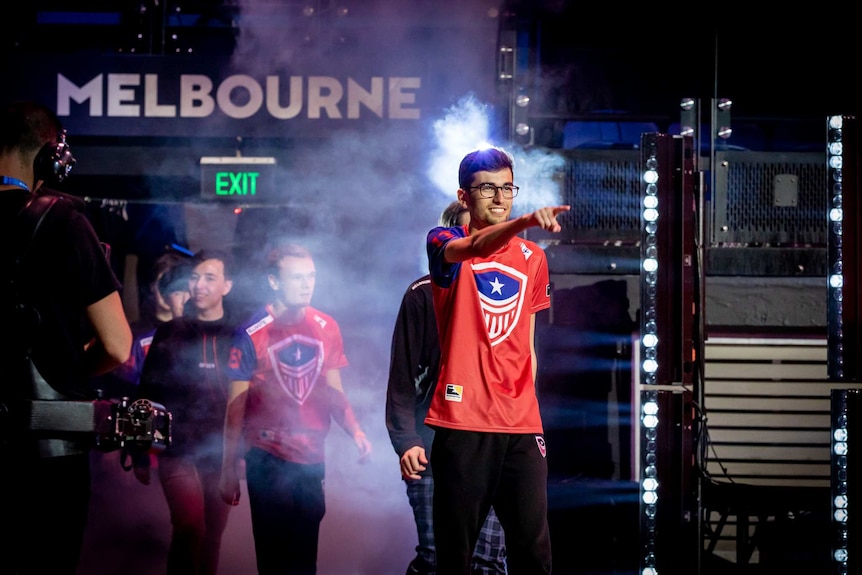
(472, 261, 528, 346)
(267, 334, 324, 404)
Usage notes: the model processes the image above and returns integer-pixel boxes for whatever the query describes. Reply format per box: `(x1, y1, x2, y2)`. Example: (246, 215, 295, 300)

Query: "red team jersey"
(425, 225, 551, 434)
(227, 304, 350, 464)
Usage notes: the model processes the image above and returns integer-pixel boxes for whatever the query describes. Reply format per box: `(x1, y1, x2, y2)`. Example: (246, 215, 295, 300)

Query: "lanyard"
(0, 176, 29, 191)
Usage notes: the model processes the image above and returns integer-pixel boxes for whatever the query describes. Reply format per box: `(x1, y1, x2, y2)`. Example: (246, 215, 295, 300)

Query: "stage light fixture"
(639, 136, 660, 575)
(637, 131, 697, 575)
(831, 388, 860, 575)
(828, 115, 854, 380)
(715, 98, 733, 140)
(679, 97, 699, 145)
(512, 85, 532, 144)
(640, 135, 661, 386)
(640, 390, 660, 575)
(496, 12, 532, 146)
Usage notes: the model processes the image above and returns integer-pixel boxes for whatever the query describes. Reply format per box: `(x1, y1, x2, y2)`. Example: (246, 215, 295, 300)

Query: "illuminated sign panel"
(200, 157, 277, 201)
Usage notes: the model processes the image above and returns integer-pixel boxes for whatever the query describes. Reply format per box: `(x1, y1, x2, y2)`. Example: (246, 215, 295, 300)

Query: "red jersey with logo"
(227, 304, 350, 464)
(425, 225, 551, 434)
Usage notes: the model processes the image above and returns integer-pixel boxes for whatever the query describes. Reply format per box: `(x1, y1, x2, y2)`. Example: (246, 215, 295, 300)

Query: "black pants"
(431, 429, 552, 575)
(244, 447, 326, 575)
(0, 451, 91, 575)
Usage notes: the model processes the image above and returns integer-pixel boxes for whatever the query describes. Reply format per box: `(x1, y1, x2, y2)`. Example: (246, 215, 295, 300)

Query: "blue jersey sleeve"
(226, 323, 257, 382)
(427, 225, 465, 288)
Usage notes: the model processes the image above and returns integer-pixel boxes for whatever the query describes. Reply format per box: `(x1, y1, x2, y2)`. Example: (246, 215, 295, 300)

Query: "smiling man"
(188, 254, 234, 320)
(136, 249, 239, 575)
(425, 146, 570, 575)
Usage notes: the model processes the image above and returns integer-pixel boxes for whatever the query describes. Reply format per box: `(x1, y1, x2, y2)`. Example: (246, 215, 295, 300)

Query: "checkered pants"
(405, 474, 507, 575)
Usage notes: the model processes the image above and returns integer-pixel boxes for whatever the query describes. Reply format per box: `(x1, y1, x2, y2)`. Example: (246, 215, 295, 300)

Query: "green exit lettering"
(215, 171, 260, 195)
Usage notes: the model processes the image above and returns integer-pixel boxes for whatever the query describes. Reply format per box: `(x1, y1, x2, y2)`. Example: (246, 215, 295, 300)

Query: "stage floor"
(79, 452, 643, 575)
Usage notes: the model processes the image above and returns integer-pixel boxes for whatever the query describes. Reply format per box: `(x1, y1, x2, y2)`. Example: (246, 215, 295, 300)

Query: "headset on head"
(33, 129, 76, 185)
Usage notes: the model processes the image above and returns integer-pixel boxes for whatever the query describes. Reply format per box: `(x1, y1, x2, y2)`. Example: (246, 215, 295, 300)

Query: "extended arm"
(443, 205, 570, 263)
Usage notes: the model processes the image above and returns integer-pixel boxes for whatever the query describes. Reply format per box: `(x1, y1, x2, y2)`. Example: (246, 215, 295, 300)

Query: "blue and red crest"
(471, 261, 528, 346)
(267, 334, 324, 404)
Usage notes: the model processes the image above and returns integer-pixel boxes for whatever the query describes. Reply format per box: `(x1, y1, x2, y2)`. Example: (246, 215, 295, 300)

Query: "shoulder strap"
(8, 194, 63, 357)
(17, 194, 61, 256)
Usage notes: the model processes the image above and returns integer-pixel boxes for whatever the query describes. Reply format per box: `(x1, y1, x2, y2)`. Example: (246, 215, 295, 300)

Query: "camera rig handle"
(1, 396, 172, 459)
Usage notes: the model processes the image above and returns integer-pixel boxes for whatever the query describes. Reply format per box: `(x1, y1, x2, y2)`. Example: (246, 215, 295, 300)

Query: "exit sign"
(200, 157, 277, 201)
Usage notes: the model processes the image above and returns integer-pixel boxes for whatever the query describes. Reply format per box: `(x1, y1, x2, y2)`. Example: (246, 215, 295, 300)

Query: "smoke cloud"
(78, 3, 590, 574)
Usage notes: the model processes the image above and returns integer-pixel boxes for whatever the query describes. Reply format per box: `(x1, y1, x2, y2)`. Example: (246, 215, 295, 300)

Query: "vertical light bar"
(639, 131, 661, 575)
(830, 389, 848, 575)
(641, 133, 660, 386)
(828, 115, 859, 380)
(828, 115, 846, 379)
(639, 133, 696, 389)
(827, 115, 860, 575)
(638, 132, 697, 575)
(639, 388, 660, 575)
(830, 389, 862, 575)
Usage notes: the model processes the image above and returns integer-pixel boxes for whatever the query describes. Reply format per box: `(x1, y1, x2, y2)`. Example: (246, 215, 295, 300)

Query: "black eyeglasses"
(468, 183, 520, 199)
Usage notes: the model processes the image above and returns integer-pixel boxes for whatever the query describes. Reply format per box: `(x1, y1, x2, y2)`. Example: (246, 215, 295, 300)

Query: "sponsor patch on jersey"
(247, 313, 274, 336)
(519, 241, 533, 261)
(445, 384, 463, 402)
(411, 277, 431, 291)
(536, 435, 547, 458)
(471, 261, 528, 346)
(267, 334, 324, 404)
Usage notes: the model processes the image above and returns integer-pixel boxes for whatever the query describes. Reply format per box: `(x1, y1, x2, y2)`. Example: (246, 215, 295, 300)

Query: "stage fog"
(67, 1, 635, 573)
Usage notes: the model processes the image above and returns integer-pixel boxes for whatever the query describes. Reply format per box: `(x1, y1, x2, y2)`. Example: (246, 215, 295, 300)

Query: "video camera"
(1, 395, 172, 456)
(93, 397, 172, 453)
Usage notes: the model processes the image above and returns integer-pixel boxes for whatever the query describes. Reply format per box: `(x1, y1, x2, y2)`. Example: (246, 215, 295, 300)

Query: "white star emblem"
(489, 276, 505, 295)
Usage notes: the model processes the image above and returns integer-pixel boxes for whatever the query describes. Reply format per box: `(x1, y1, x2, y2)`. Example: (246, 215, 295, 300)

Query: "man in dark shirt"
(0, 100, 132, 575)
(136, 249, 238, 575)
